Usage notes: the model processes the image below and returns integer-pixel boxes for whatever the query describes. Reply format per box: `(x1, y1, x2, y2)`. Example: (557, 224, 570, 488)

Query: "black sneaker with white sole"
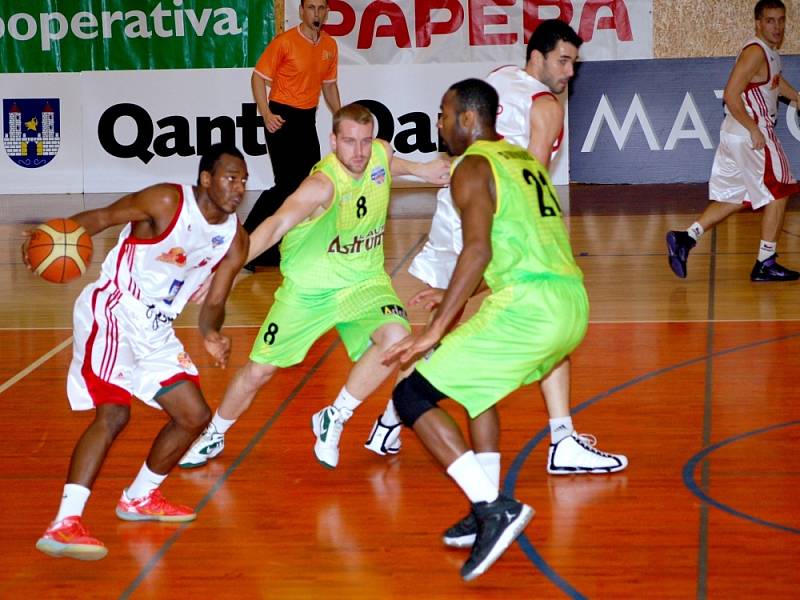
(443, 511, 477, 548)
(460, 495, 534, 582)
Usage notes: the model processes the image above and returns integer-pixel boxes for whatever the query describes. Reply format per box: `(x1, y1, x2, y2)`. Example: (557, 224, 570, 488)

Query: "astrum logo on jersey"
(157, 247, 188, 266)
(370, 166, 386, 185)
(327, 226, 385, 255)
(3, 99, 60, 168)
(211, 235, 226, 248)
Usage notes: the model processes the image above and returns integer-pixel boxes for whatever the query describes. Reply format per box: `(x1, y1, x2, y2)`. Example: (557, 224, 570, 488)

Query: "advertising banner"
(0, 0, 274, 73)
(569, 57, 800, 184)
(0, 73, 83, 193)
(321, 0, 653, 65)
(80, 61, 570, 193)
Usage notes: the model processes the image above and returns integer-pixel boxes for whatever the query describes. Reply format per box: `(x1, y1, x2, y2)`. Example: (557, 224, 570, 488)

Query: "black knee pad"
(392, 370, 446, 427)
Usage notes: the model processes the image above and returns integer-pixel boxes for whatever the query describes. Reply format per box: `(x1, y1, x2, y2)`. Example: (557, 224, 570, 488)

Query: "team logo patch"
(3, 98, 60, 168)
(177, 352, 194, 370)
(157, 247, 188, 266)
(381, 304, 408, 319)
(371, 166, 386, 185)
(211, 235, 226, 248)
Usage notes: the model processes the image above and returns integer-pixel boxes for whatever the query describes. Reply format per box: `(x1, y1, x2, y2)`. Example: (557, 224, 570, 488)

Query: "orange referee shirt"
(253, 25, 338, 110)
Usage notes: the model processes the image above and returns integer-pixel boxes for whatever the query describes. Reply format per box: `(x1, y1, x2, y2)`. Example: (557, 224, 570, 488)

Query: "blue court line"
(119, 235, 429, 600)
(698, 228, 719, 600)
(682, 420, 800, 536)
(503, 328, 800, 599)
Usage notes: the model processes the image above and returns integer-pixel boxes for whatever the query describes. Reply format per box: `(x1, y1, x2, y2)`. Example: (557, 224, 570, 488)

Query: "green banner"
(0, 0, 274, 73)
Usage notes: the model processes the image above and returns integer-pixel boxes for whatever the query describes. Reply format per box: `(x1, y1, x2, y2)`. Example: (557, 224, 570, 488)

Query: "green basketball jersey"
(279, 141, 392, 289)
(461, 139, 582, 291)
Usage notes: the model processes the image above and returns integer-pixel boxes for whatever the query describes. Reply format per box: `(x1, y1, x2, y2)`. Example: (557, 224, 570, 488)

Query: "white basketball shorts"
(67, 279, 200, 411)
(710, 128, 799, 210)
(408, 187, 463, 289)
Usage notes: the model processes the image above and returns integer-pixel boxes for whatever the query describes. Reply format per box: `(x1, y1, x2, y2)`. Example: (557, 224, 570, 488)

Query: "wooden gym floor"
(0, 184, 798, 599)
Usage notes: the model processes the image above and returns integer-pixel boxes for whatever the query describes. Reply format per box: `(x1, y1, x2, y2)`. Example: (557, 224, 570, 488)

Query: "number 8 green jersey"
(279, 141, 392, 289)
(462, 139, 583, 291)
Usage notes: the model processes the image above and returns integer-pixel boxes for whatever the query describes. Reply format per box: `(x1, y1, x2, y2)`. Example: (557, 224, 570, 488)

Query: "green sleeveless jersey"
(462, 139, 582, 291)
(279, 141, 392, 289)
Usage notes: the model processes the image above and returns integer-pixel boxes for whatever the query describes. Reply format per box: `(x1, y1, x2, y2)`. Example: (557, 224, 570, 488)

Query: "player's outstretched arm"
(246, 172, 334, 264)
(198, 225, 249, 368)
(383, 156, 493, 366)
(70, 184, 181, 237)
(381, 140, 450, 185)
(22, 184, 180, 264)
(429, 156, 494, 335)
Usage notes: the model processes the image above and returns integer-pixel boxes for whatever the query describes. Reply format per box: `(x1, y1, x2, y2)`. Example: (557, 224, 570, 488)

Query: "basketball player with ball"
(23, 143, 249, 561)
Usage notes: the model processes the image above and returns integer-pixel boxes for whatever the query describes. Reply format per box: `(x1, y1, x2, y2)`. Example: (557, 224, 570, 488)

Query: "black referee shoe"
(460, 495, 534, 581)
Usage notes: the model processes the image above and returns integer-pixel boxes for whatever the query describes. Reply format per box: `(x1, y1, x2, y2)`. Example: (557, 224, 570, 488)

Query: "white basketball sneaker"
(364, 415, 402, 456)
(547, 432, 628, 475)
(311, 405, 350, 469)
(179, 424, 225, 469)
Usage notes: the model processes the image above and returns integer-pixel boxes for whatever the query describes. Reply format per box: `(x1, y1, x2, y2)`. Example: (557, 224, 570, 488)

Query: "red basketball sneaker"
(35, 516, 108, 560)
(116, 489, 197, 522)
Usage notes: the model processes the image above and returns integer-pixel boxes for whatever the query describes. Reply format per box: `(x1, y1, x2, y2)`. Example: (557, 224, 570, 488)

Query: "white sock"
(55, 483, 91, 522)
(333, 387, 361, 421)
(446, 451, 499, 504)
(211, 411, 236, 435)
(687, 222, 704, 241)
(758, 240, 776, 263)
(126, 462, 167, 500)
(381, 397, 401, 427)
(550, 416, 574, 444)
(475, 452, 501, 488)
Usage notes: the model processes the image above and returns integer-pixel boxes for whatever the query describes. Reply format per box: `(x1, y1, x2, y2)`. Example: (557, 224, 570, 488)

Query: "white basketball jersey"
(99, 184, 238, 317)
(409, 66, 565, 288)
(722, 37, 782, 135)
(486, 65, 563, 159)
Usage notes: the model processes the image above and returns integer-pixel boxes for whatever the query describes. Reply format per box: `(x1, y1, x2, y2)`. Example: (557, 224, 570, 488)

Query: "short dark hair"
(526, 19, 583, 63)
(197, 143, 245, 184)
(447, 78, 499, 129)
(755, 0, 784, 19)
(333, 102, 374, 134)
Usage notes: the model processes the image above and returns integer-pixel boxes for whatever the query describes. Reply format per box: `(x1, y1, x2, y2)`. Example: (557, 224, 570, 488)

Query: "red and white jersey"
(99, 184, 238, 317)
(486, 65, 563, 160)
(722, 37, 782, 135)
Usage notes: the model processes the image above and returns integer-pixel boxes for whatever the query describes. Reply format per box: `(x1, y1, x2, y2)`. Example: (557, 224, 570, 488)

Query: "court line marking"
(0, 337, 72, 395)
(697, 228, 719, 600)
(118, 234, 429, 600)
(682, 420, 800, 535)
(504, 327, 800, 599)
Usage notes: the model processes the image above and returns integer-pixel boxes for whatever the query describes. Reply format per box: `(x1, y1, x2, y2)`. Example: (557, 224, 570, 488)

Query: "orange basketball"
(27, 218, 93, 284)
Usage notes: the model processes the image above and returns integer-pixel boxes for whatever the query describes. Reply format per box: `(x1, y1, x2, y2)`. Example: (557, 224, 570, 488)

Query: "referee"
(246, 0, 341, 268)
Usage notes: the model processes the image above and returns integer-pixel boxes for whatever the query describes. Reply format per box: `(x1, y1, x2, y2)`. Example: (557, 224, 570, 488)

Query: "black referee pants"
(244, 101, 321, 266)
